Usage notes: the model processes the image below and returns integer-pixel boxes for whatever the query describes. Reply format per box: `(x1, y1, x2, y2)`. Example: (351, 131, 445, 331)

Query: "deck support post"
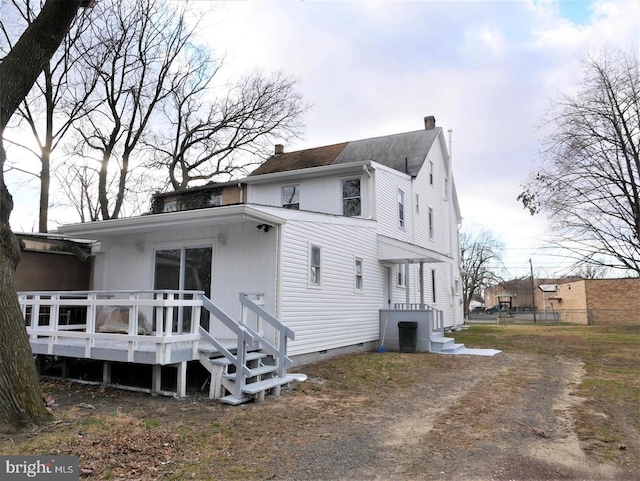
(102, 362, 111, 386)
(61, 358, 68, 379)
(152, 365, 162, 396)
(176, 362, 187, 398)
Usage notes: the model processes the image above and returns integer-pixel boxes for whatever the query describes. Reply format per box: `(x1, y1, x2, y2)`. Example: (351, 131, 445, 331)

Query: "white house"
(22, 116, 465, 403)
(56, 115, 463, 358)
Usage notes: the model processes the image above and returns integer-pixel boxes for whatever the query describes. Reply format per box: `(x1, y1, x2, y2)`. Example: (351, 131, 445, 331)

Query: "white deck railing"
(18, 290, 203, 365)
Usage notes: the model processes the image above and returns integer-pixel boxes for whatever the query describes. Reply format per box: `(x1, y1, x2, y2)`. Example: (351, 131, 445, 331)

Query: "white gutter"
(57, 205, 287, 237)
(244, 160, 373, 184)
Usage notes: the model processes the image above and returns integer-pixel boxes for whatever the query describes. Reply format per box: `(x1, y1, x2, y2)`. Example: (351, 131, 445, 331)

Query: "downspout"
(276, 223, 283, 324)
(237, 183, 244, 203)
(363, 164, 373, 219)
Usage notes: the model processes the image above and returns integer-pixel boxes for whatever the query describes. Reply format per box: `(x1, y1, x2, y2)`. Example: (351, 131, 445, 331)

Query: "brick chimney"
(275, 144, 284, 155)
(424, 116, 436, 130)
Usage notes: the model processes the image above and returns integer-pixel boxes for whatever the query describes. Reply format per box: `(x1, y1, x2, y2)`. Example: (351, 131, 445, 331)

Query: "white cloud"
(6, 0, 639, 276)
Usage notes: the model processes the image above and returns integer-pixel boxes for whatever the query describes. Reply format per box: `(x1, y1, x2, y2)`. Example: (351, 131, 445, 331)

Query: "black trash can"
(398, 321, 418, 353)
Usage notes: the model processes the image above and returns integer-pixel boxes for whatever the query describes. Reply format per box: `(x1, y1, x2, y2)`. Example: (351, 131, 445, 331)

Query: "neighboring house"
(484, 277, 581, 311)
(553, 278, 640, 326)
(56, 115, 464, 362)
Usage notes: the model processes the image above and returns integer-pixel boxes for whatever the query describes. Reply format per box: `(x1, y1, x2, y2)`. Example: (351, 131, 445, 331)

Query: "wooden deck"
(19, 290, 296, 402)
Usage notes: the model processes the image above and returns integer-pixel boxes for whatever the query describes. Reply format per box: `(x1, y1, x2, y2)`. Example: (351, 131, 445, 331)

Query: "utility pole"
(529, 258, 537, 323)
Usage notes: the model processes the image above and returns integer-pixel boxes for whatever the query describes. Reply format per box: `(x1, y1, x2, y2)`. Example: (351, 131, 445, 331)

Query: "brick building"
(553, 278, 640, 325)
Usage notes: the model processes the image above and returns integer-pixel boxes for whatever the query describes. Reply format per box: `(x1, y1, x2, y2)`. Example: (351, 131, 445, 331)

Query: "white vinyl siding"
(89, 221, 278, 340)
(279, 217, 382, 356)
(374, 166, 412, 243)
(248, 175, 371, 218)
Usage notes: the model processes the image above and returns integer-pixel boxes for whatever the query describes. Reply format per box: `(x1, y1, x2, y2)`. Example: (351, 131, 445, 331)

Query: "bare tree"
(460, 228, 504, 316)
(0, 0, 90, 432)
(151, 69, 308, 190)
(1, 0, 97, 232)
(68, 0, 196, 220)
(519, 48, 640, 276)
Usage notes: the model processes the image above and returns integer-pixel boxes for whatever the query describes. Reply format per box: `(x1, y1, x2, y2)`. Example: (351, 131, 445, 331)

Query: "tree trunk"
(0, 145, 51, 432)
(0, 0, 87, 432)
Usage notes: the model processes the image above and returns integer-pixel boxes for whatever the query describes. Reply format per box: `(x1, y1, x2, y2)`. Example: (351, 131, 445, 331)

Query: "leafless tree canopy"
(1, 0, 96, 232)
(460, 228, 504, 315)
(151, 70, 307, 190)
(58, 0, 307, 220)
(519, 48, 640, 275)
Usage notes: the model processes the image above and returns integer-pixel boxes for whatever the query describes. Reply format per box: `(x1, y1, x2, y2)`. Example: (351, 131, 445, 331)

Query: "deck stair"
(429, 334, 466, 354)
(198, 293, 304, 405)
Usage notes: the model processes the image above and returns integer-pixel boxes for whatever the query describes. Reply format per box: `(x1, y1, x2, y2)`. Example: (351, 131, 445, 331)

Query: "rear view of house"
(24, 115, 464, 402)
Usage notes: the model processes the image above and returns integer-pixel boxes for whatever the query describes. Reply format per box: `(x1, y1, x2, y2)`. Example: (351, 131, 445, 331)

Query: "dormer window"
(163, 200, 178, 213)
(342, 178, 361, 217)
(282, 185, 300, 210)
(209, 194, 222, 207)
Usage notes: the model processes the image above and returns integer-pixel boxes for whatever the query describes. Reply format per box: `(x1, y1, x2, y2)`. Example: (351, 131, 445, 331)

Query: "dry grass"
(0, 324, 638, 479)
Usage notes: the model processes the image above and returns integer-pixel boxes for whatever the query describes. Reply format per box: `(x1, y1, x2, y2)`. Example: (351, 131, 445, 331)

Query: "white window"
(429, 161, 434, 185)
(282, 185, 300, 210)
(209, 194, 222, 207)
(415, 194, 420, 214)
(398, 189, 405, 228)
(397, 264, 406, 287)
(342, 178, 361, 217)
(163, 200, 178, 213)
(428, 207, 434, 239)
(431, 269, 437, 302)
(354, 257, 363, 291)
(310, 245, 321, 286)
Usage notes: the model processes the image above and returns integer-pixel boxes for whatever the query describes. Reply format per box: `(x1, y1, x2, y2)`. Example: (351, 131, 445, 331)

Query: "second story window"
(342, 178, 361, 217)
(282, 185, 300, 210)
(428, 207, 434, 239)
(429, 161, 434, 185)
(398, 189, 405, 228)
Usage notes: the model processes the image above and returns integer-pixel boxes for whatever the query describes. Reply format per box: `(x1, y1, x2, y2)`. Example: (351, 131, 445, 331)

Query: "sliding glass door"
(154, 247, 212, 331)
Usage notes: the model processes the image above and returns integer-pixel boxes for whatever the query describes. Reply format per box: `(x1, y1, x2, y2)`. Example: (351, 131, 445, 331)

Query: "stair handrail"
(239, 293, 295, 377)
(199, 295, 253, 380)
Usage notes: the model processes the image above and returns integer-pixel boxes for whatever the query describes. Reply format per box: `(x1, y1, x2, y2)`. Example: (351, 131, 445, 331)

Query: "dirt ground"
(3, 348, 637, 481)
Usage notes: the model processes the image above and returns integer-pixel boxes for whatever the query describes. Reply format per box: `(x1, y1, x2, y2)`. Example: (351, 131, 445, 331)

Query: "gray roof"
(333, 128, 442, 177)
(252, 126, 443, 177)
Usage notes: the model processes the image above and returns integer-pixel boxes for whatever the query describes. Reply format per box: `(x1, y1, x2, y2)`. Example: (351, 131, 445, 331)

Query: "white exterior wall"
(278, 216, 383, 356)
(373, 166, 413, 243)
(248, 173, 372, 218)
(89, 221, 278, 338)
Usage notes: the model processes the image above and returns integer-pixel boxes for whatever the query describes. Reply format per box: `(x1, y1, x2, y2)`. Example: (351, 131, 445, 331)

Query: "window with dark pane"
(282, 185, 300, 209)
(342, 178, 361, 216)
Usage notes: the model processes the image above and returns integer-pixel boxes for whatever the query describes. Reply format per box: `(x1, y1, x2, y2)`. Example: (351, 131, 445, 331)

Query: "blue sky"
(6, 0, 640, 278)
